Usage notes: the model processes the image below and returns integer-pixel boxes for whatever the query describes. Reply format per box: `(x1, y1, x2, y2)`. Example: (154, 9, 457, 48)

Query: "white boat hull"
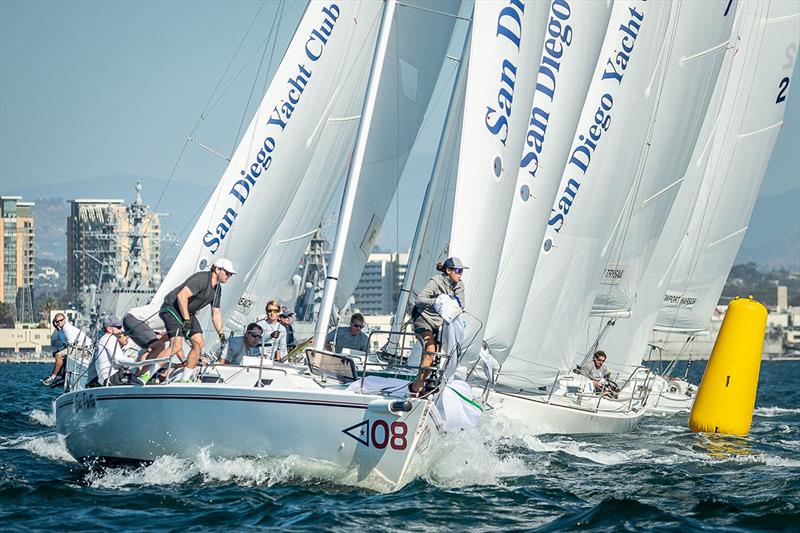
(55, 375, 437, 492)
(487, 388, 644, 434)
(645, 376, 696, 416)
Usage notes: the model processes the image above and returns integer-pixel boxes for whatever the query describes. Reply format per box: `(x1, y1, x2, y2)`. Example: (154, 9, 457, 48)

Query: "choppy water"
(1, 361, 798, 531)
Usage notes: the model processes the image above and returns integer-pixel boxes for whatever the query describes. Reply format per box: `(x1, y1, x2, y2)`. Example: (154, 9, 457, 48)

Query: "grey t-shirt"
(222, 336, 261, 365)
(325, 326, 369, 353)
(163, 271, 221, 314)
(581, 361, 610, 382)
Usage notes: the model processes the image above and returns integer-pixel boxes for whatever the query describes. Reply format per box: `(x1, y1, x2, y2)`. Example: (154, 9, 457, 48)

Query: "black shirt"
(163, 271, 221, 315)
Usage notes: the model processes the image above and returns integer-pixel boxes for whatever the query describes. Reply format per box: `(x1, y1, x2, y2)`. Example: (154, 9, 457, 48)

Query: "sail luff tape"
(688, 295, 767, 436)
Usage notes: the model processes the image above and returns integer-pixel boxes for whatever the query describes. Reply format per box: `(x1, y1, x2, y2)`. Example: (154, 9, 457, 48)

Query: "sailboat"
(639, 0, 799, 415)
(481, 0, 738, 434)
(56, 0, 467, 492)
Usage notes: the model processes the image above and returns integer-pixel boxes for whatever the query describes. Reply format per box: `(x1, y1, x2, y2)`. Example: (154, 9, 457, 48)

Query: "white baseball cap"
(212, 257, 237, 275)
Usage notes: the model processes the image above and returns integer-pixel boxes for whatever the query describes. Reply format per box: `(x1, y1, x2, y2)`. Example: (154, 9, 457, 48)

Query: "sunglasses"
(594, 357, 606, 362)
(452, 268, 463, 274)
(247, 331, 263, 338)
(351, 323, 365, 329)
(267, 308, 280, 313)
(54, 319, 65, 325)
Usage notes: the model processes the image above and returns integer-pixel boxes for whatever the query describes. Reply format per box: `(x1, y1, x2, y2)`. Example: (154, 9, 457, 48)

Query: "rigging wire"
(140, 0, 271, 243)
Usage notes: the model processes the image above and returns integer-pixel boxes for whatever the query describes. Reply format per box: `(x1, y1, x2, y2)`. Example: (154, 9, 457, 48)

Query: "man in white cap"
(158, 257, 236, 381)
(91, 315, 137, 387)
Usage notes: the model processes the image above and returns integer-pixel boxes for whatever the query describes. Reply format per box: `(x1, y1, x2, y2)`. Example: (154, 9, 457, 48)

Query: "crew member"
(256, 300, 287, 361)
(580, 350, 613, 393)
(90, 315, 137, 387)
(158, 258, 236, 381)
(410, 257, 466, 394)
(220, 322, 264, 365)
(278, 308, 296, 351)
(325, 312, 368, 353)
(42, 313, 92, 387)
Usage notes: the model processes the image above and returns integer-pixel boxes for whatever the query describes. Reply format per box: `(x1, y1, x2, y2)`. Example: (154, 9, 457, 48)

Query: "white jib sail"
(223, 3, 384, 331)
(448, 0, 549, 363)
(502, 0, 675, 389)
(483, 0, 613, 366)
(654, 0, 799, 336)
(595, 1, 762, 374)
(330, 0, 463, 313)
(144, 2, 379, 324)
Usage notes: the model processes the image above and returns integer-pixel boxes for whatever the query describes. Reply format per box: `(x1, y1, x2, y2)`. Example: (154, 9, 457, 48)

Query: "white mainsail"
(654, 0, 799, 336)
(449, 0, 549, 361)
(595, 1, 764, 373)
(330, 0, 463, 313)
(483, 0, 613, 365)
(589, 1, 737, 323)
(145, 2, 380, 323)
(221, 0, 462, 330)
(503, 0, 675, 388)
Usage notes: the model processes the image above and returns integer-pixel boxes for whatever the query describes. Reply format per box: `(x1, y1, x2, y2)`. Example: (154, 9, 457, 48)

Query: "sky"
(1, 0, 799, 252)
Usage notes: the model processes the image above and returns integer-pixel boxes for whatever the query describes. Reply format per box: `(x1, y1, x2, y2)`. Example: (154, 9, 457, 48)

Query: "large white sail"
(223, 4, 384, 331)
(330, 0, 463, 312)
(654, 0, 799, 336)
(503, 0, 675, 388)
(595, 2, 764, 374)
(449, 0, 549, 361)
(147, 2, 382, 323)
(589, 1, 737, 325)
(483, 0, 613, 365)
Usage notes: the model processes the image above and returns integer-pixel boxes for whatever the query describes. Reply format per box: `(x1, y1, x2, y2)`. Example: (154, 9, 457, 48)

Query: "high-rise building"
(0, 196, 36, 319)
(66, 182, 161, 303)
(353, 252, 408, 316)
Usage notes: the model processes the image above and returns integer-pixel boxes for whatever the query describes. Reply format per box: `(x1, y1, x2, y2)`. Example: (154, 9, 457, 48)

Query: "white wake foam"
(422, 426, 536, 489)
(754, 406, 800, 417)
(28, 406, 56, 427)
(85, 449, 376, 491)
(9, 435, 77, 463)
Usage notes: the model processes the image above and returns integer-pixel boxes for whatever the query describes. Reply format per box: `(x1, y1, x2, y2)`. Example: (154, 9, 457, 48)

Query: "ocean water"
(1, 361, 798, 531)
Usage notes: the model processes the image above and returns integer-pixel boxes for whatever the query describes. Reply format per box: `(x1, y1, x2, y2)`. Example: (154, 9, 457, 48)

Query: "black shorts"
(123, 313, 160, 348)
(159, 308, 202, 339)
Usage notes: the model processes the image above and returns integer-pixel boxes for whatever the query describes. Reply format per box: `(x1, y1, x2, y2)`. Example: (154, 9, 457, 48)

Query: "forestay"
(503, 0, 674, 388)
(655, 0, 799, 335)
(146, 2, 379, 326)
(330, 0, 463, 313)
(391, 30, 472, 333)
(484, 0, 612, 366)
(449, 0, 549, 363)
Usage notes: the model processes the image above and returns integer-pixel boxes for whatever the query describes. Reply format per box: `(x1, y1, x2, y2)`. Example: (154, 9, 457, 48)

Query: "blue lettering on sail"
(484, 0, 525, 145)
(203, 3, 339, 253)
(547, 2, 644, 233)
(519, 0, 573, 178)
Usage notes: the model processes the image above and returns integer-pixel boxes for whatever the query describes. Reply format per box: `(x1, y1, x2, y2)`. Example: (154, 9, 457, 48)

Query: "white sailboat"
(644, 0, 799, 415)
(56, 0, 467, 492)
(486, 0, 737, 434)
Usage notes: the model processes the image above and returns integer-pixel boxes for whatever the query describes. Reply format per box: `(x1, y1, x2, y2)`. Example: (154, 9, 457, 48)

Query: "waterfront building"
(66, 182, 161, 306)
(353, 252, 408, 316)
(0, 196, 36, 320)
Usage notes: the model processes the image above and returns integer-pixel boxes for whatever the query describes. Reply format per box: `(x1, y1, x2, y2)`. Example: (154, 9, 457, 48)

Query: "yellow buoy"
(688, 296, 767, 435)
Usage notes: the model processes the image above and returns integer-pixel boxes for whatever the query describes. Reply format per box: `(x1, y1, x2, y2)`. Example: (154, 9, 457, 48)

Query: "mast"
(313, 0, 398, 350)
(387, 28, 471, 351)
